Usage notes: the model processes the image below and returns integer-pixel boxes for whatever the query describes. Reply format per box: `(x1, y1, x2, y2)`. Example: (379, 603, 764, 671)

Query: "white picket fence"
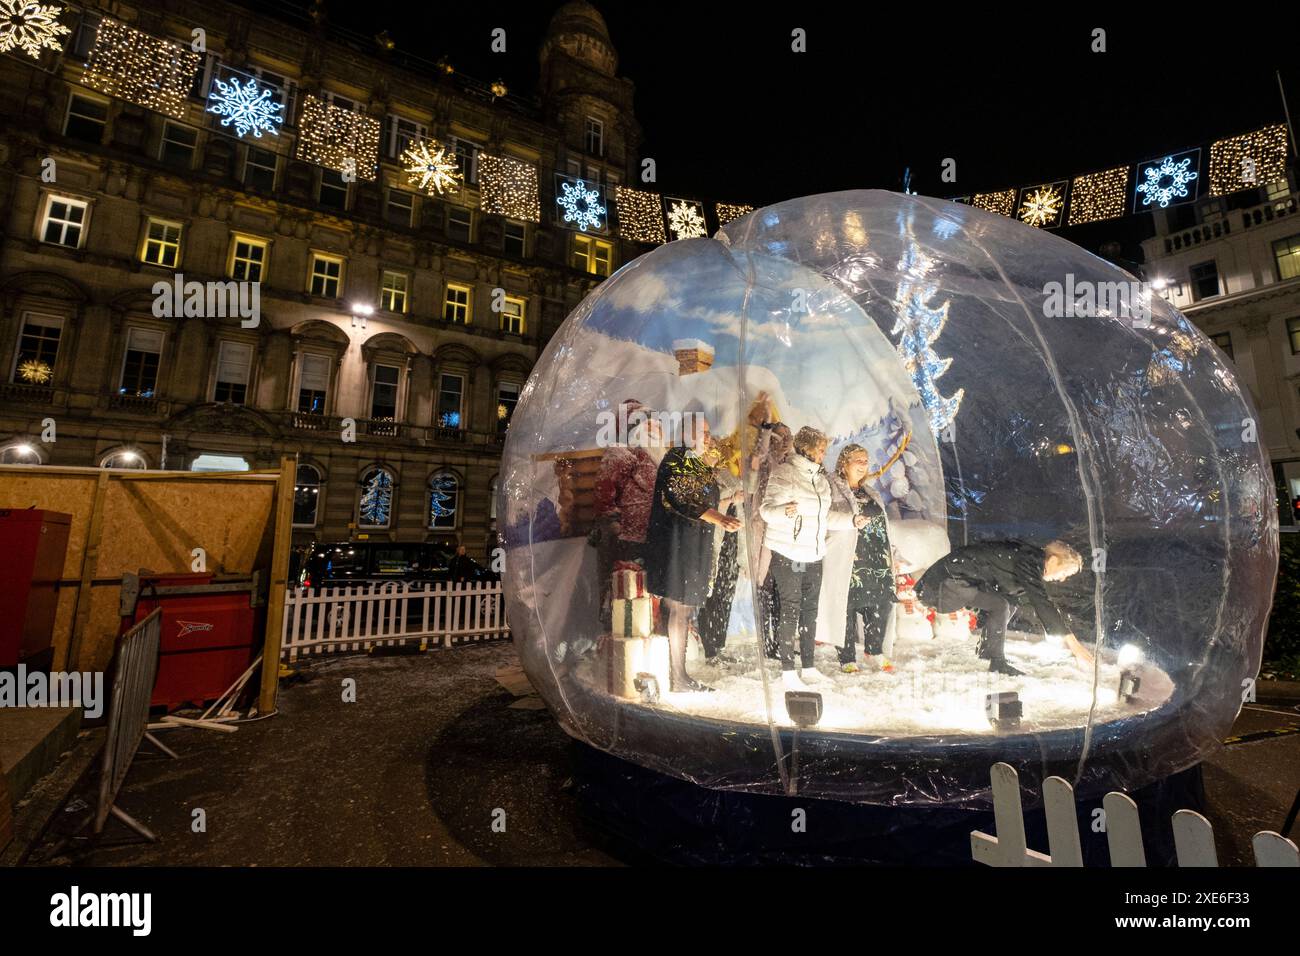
(280, 581, 510, 660)
(972, 762, 1299, 867)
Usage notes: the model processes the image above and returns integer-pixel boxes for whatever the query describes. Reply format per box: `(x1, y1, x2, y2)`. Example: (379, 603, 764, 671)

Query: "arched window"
(0, 442, 42, 464)
(294, 464, 322, 527)
(101, 450, 146, 469)
(428, 471, 459, 530)
(358, 466, 395, 529)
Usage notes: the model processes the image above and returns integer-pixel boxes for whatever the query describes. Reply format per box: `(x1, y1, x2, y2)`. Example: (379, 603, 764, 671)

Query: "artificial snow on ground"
(573, 626, 1174, 738)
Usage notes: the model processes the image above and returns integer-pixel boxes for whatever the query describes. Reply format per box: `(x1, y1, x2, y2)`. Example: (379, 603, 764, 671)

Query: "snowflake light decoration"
(555, 178, 606, 232)
(0, 0, 70, 59)
(893, 215, 963, 435)
(1018, 183, 1064, 228)
(18, 358, 51, 384)
(1137, 155, 1198, 208)
(206, 76, 283, 138)
(666, 199, 706, 240)
(403, 140, 461, 196)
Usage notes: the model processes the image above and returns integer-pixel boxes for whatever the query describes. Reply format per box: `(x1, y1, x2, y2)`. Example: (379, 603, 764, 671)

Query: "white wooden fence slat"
(1252, 831, 1300, 867)
(1103, 792, 1146, 867)
(1172, 809, 1218, 867)
(1043, 776, 1083, 867)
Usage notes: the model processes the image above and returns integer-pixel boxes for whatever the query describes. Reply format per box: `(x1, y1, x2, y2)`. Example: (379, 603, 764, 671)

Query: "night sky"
(259, 1, 1298, 261)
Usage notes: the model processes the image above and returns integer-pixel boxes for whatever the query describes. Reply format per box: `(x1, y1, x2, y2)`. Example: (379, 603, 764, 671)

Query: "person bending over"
(914, 539, 1092, 677)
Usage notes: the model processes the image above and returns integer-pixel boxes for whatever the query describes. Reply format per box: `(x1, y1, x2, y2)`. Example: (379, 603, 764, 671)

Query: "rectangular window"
(1210, 331, 1233, 361)
(504, 221, 526, 257)
(1267, 180, 1291, 202)
(1275, 234, 1300, 282)
(40, 195, 87, 248)
(585, 117, 604, 156)
(572, 234, 612, 277)
(230, 236, 267, 282)
(385, 189, 415, 228)
(214, 340, 252, 404)
(243, 146, 278, 191)
(1190, 261, 1220, 302)
(318, 169, 348, 210)
(11, 315, 62, 384)
(310, 254, 343, 298)
(141, 219, 182, 267)
(381, 270, 408, 313)
(443, 284, 471, 323)
(252, 69, 297, 124)
(447, 206, 472, 242)
(453, 138, 480, 186)
(437, 373, 464, 428)
(120, 327, 163, 397)
(385, 115, 427, 159)
(500, 296, 525, 335)
(64, 94, 107, 143)
(370, 364, 399, 420)
(71, 13, 101, 58)
(1289, 317, 1300, 355)
(159, 122, 198, 168)
(497, 381, 519, 433)
(297, 353, 330, 414)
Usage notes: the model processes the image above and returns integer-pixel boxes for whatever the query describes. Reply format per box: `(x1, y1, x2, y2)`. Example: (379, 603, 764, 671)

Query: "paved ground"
(24, 645, 1300, 866)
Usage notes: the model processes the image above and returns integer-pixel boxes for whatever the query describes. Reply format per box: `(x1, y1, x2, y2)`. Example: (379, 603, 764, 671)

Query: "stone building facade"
(0, 0, 642, 557)
(1139, 167, 1300, 527)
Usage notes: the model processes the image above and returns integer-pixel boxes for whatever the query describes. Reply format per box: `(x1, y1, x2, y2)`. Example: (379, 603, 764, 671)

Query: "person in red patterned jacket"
(594, 400, 664, 564)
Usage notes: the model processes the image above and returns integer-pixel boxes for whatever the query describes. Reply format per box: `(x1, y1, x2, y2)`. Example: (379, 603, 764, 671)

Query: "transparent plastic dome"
(499, 190, 1276, 806)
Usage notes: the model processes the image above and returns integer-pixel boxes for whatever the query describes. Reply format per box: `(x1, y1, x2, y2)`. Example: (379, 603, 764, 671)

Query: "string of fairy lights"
(10, 7, 1292, 243)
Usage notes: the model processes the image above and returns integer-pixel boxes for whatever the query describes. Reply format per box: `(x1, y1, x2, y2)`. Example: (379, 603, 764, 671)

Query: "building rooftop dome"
(542, 1, 617, 77)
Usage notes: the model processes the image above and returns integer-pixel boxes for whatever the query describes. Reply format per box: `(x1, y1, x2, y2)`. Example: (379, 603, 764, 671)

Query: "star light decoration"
(1136, 154, 1199, 209)
(555, 177, 606, 232)
(402, 139, 461, 196)
(18, 358, 51, 384)
(666, 198, 707, 240)
(1017, 182, 1066, 228)
(0, 0, 70, 59)
(206, 76, 284, 139)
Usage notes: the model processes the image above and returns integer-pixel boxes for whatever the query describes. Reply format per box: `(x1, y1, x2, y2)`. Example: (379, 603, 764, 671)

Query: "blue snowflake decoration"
(1137, 155, 1198, 209)
(207, 76, 284, 139)
(892, 221, 964, 436)
(556, 178, 606, 232)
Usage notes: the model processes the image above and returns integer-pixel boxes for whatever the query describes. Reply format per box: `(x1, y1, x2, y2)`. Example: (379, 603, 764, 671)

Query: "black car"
(295, 541, 496, 591)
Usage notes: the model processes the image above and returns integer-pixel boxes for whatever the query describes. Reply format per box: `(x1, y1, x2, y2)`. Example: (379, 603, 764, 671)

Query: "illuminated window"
(572, 234, 612, 276)
(309, 254, 343, 298)
(428, 471, 459, 529)
(0, 444, 42, 465)
(102, 450, 146, 469)
(380, 270, 408, 313)
(385, 115, 426, 159)
(11, 314, 62, 385)
(214, 341, 252, 404)
(444, 284, 471, 323)
(499, 296, 525, 335)
(230, 235, 267, 282)
(1274, 234, 1300, 281)
(293, 464, 321, 527)
(141, 219, 182, 267)
(39, 195, 87, 248)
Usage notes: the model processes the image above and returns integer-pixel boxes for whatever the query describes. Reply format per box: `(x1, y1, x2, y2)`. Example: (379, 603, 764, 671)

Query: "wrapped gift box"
(603, 634, 671, 699)
(612, 595, 653, 638)
(611, 564, 647, 600)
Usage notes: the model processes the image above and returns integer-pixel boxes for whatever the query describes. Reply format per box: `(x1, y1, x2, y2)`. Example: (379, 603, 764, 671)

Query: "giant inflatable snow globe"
(499, 190, 1276, 806)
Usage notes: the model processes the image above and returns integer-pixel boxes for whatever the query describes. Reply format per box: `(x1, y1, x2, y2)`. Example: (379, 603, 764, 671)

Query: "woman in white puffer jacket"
(760, 426, 865, 689)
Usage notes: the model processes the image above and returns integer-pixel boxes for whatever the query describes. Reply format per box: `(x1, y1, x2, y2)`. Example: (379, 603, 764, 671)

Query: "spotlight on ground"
(633, 673, 659, 704)
(985, 691, 1022, 732)
(784, 691, 822, 728)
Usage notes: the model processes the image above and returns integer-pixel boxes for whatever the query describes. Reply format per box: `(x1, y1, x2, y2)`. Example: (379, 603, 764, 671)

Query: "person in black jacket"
(914, 539, 1093, 676)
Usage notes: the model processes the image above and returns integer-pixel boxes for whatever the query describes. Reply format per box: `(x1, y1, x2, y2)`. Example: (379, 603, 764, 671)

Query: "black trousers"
(768, 552, 823, 671)
(840, 601, 889, 662)
(929, 578, 1011, 662)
